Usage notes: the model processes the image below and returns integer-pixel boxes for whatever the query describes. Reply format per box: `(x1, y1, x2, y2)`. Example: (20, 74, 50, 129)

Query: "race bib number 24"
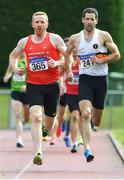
(79, 54, 95, 69)
(80, 59, 94, 69)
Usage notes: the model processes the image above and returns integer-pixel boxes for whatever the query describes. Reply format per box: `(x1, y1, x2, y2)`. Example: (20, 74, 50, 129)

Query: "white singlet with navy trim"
(77, 28, 108, 76)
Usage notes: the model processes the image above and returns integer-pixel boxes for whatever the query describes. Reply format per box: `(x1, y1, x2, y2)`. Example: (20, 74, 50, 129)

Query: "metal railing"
(106, 90, 124, 129)
(0, 89, 124, 129)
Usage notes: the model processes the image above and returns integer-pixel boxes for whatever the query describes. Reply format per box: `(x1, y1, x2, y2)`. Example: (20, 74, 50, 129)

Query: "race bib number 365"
(30, 57, 48, 71)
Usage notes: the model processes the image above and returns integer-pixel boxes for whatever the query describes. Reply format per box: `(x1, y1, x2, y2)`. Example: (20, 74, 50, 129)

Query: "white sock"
(17, 137, 24, 145)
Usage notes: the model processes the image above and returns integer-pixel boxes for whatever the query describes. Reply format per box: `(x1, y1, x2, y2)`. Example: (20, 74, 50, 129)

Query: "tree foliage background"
(0, 0, 124, 85)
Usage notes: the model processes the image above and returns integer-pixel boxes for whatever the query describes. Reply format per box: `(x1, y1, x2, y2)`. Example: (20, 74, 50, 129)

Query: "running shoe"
(93, 126, 98, 132)
(49, 135, 56, 145)
(64, 136, 71, 147)
(90, 120, 98, 132)
(16, 139, 24, 148)
(56, 127, 62, 137)
(42, 125, 49, 137)
(16, 142, 24, 148)
(23, 119, 29, 125)
(84, 149, 94, 162)
(77, 135, 83, 146)
(33, 152, 42, 165)
(42, 135, 50, 141)
(71, 144, 79, 153)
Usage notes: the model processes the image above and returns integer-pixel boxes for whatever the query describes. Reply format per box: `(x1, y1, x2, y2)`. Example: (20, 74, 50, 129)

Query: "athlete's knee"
(30, 107, 42, 123)
(81, 107, 91, 121)
(15, 111, 22, 121)
(31, 111, 42, 122)
(71, 111, 79, 123)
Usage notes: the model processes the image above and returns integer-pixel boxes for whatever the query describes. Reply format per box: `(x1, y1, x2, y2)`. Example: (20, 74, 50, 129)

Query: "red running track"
(0, 129, 124, 179)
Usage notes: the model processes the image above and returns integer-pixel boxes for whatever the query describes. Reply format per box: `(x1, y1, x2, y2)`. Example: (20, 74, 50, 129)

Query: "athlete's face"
(32, 15, 48, 35)
(82, 13, 98, 32)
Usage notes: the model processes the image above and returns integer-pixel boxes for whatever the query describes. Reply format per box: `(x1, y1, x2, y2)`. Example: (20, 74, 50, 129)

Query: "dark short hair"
(82, 8, 98, 19)
(63, 37, 69, 43)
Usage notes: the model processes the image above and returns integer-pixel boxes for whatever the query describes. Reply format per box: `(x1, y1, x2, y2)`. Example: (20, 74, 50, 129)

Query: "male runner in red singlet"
(65, 8, 120, 162)
(66, 56, 80, 153)
(9, 11, 66, 165)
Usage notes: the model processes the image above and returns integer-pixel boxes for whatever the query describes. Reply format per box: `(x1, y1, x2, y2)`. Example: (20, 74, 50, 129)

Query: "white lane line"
(13, 159, 33, 180)
(0, 135, 2, 171)
(13, 141, 50, 180)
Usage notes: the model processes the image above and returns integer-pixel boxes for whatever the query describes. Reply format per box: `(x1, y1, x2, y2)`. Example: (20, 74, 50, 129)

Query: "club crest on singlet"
(29, 56, 48, 71)
(93, 44, 98, 49)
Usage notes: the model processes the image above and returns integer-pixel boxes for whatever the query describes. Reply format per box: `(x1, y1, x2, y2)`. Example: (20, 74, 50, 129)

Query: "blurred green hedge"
(0, 0, 124, 83)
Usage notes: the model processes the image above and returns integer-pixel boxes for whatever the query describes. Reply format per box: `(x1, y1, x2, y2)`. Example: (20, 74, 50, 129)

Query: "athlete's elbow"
(64, 51, 70, 59)
(115, 52, 121, 61)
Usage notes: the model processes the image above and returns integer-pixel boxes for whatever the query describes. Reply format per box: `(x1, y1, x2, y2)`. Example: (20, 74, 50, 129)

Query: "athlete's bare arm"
(91, 31, 120, 64)
(3, 63, 13, 83)
(103, 31, 120, 62)
(48, 34, 67, 67)
(65, 33, 79, 80)
(51, 33, 67, 55)
(9, 37, 28, 75)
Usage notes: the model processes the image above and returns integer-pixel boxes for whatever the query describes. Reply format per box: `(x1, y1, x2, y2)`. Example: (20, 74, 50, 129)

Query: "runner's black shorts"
(11, 91, 28, 105)
(26, 82, 60, 117)
(67, 94, 79, 112)
(59, 93, 67, 107)
(78, 74, 108, 109)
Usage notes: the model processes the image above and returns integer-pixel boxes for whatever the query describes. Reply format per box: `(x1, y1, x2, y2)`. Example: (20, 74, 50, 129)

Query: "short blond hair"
(32, 11, 48, 22)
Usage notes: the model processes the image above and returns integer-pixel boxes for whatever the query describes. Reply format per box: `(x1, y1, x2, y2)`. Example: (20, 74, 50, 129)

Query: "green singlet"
(11, 58, 27, 92)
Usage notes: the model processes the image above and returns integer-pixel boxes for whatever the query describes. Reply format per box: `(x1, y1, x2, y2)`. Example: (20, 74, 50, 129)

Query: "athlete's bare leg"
(70, 110, 79, 144)
(49, 117, 58, 145)
(44, 115, 56, 131)
(79, 100, 92, 150)
(23, 104, 29, 124)
(11, 99, 24, 143)
(69, 110, 80, 152)
(92, 108, 103, 127)
(57, 105, 66, 129)
(30, 105, 43, 155)
(79, 100, 94, 162)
